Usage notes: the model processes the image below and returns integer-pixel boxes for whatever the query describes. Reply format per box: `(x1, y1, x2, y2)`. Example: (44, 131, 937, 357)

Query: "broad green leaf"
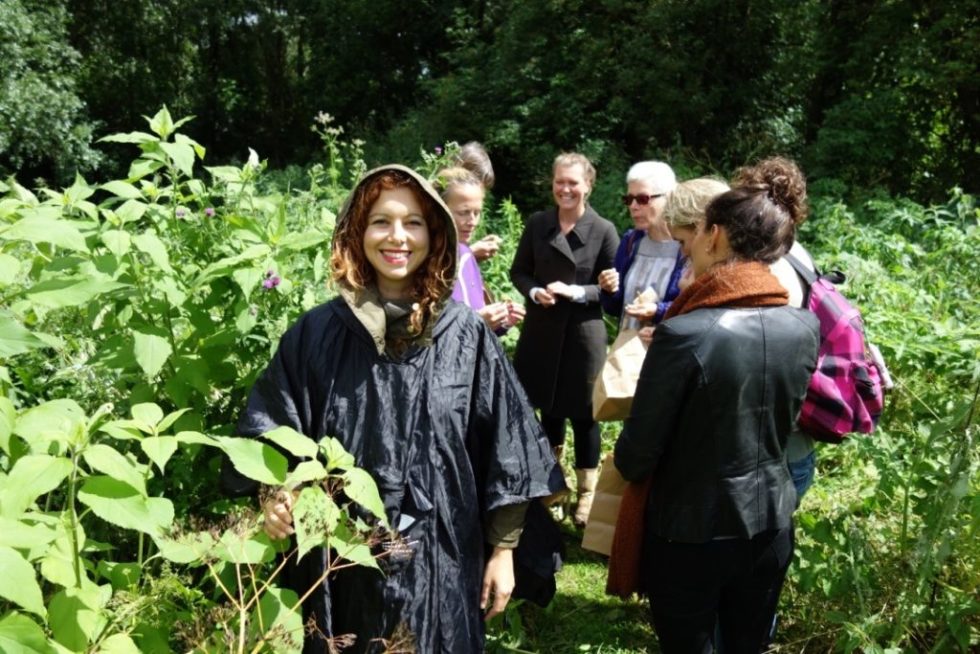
(114, 199, 148, 223)
(330, 523, 379, 571)
(216, 437, 288, 485)
(100, 230, 132, 257)
(0, 455, 73, 518)
(131, 403, 164, 430)
(64, 174, 95, 203)
(154, 276, 186, 306)
(39, 519, 86, 587)
(156, 408, 190, 434)
(293, 486, 339, 562)
(27, 277, 128, 309)
(250, 586, 303, 654)
(99, 180, 143, 200)
(13, 399, 87, 453)
(284, 460, 328, 488)
(0, 546, 46, 616)
(77, 477, 174, 536)
(235, 304, 257, 334)
(127, 159, 164, 182)
(159, 142, 195, 178)
(48, 585, 109, 651)
(175, 430, 216, 446)
(1, 217, 88, 252)
(262, 426, 318, 459)
(231, 266, 264, 300)
(132, 330, 172, 379)
(147, 107, 175, 139)
(0, 315, 48, 357)
(342, 469, 388, 527)
(98, 421, 143, 442)
(82, 444, 147, 496)
(133, 230, 173, 273)
(0, 612, 56, 654)
(319, 437, 355, 470)
(205, 165, 243, 183)
(194, 244, 271, 285)
(213, 529, 276, 565)
(98, 131, 157, 145)
(140, 436, 178, 473)
(0, 252, 20, 284)
(96, 633, 141, 654)
(0, 517, 58, 549)
(154, 530, 216, 565)
(276, 230, 329, 251)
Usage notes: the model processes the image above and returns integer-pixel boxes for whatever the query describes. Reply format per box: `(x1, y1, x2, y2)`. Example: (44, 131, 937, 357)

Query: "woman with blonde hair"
(227, 165, 561, 653)
(510, 152, 619, 526)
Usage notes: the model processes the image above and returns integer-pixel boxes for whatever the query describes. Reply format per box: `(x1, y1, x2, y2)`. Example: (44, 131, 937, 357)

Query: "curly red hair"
(330, 170, 455, 335)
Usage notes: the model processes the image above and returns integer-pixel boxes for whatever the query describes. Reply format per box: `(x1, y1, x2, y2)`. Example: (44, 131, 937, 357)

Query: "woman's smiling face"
(363, 186, 430, 299)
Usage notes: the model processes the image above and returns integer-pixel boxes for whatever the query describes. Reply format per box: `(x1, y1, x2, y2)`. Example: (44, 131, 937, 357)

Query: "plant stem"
(66, 448, 82, 587)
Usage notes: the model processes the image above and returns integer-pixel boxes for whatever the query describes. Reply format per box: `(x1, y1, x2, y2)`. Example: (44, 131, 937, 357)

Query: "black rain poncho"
(229, 165, 562, 653)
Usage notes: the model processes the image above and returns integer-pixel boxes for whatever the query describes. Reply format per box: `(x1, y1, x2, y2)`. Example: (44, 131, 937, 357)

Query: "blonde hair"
(433, 166, 482, 201)
(664, 177, 730, 229)
(553, 152, 596, 188)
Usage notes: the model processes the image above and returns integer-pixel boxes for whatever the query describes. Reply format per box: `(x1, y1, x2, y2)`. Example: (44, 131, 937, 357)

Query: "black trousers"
(644, 525, 794, 654)
(539, 413, 600, 469)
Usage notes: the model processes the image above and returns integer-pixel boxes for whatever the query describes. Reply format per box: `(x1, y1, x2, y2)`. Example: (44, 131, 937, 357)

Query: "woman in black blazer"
(510, 152, 619, 526)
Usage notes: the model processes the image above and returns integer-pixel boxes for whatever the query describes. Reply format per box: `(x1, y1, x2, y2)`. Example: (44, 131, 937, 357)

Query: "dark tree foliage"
(5, 0, 976, 201)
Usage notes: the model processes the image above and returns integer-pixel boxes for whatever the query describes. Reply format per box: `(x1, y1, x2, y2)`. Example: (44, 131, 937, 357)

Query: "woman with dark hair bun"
(613, 160, 820, 653)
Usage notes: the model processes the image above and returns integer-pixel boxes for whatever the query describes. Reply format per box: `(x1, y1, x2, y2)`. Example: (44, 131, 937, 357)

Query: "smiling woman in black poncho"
(225, 165, 561, 653)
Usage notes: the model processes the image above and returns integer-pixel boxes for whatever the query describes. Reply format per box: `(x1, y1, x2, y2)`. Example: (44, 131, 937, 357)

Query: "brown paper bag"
(592, 328, 648, 421)
(581, 454, 629, 556)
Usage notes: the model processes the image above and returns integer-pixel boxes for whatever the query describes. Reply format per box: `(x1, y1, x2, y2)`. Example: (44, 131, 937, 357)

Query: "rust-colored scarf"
(606, 261, 788, 599)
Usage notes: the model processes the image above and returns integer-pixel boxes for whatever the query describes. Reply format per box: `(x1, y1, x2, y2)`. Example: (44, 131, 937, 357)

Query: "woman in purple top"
(437, 167, 525, 332)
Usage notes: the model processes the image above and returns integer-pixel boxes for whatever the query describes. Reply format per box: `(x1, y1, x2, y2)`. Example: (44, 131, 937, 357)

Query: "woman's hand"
(505, 300, 526, 326)
(477, 303, 511, 331)
(481, 547, 515, 621)
(638, 326, 655, 346)
(262, 490, 295, 540)
(598, 268, 619, 294)
(624, 302, 657, 320)
(470, 235, 502, 262)
(532, 288, 557, 307)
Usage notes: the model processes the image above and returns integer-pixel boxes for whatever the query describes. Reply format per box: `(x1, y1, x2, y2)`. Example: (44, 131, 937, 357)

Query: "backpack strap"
(785, 252, 846, 288)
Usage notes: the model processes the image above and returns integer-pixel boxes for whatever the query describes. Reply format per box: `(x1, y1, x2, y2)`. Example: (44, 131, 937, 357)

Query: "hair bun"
(733, 157, 808, 225)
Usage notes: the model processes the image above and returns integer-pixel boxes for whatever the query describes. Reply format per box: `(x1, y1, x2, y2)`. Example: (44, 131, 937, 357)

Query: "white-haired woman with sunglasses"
(598, 161, 683, 345)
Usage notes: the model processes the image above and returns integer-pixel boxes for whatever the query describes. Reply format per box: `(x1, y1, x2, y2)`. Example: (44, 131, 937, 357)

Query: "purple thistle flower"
(204, 207, 215, 217)
(434, 146, 443, 155)
(262, 275, 281, 290)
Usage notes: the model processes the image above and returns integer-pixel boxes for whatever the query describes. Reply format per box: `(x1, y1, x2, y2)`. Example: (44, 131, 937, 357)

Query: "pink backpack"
(786, 254, 887, 443)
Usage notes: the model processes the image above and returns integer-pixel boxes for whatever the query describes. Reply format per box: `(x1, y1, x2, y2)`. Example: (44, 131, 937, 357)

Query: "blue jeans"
(788, 450, 817, 506)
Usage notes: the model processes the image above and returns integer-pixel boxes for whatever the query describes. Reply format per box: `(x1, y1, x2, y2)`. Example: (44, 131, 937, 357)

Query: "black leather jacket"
(615, 305, 819, 543)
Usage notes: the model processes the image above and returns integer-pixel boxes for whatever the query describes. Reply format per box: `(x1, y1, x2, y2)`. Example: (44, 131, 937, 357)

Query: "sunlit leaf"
(0, 546, 46, 616)
(26, 277, 128, 309)
(77, 476, 174, 536)
(0, 315, 48, 357)
(82, 444, 147, 496)
(133, 230, 173, 273)
(262, 425, 318, 459)
(342, 468, 388, 527)
(0, 455, 73, 518)
(0, 612, 56, 654)
(1, 216, 88, 252)
(48, 585, 109, 651)
(131, 403, 164, 430)
(293, 486, 338, 562)
(216, 437, 288, 485)
(140, 436, 178, 473)
(132, 330, 172, 380)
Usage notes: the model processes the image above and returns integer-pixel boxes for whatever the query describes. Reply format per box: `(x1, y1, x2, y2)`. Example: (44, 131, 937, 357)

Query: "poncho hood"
(334, 163, 458, 297)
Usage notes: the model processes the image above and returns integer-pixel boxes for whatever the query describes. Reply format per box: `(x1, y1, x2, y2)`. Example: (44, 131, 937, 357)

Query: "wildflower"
(247, 148, 260, 169)
(204, 207, 215, 217)
(262, 272, 281, 290)
(175, 208, 186, 218)
(434, 146, 443, 155)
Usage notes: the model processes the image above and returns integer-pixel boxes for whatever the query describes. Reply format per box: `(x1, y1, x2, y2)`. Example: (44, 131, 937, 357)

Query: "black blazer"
(510, 206, 619, 418)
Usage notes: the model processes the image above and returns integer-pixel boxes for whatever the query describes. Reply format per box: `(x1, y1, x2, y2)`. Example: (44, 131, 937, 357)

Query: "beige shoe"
(573, 468, 599, 527)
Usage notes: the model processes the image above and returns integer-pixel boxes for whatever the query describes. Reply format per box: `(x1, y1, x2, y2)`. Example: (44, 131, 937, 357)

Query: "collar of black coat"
(546, 206, 600, 264)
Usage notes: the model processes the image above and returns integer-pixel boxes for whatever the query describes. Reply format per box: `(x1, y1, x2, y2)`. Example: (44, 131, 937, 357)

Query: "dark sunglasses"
(622, 193, 665, 206)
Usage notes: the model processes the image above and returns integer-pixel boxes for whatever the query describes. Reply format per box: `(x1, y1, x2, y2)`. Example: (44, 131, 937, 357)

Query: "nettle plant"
(0, 398, 389, 652)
